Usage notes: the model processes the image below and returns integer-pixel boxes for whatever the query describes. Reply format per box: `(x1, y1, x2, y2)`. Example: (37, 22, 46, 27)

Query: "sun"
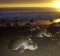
(53, 0, 60, 8)
(52, 0, 60, 12)
(55, 2, 60, 8)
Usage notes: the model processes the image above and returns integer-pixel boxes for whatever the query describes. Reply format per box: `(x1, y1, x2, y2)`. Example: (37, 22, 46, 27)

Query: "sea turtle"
(8, 37, 38, 53)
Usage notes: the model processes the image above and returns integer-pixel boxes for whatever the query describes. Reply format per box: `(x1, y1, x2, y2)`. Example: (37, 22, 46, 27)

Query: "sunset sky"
(0, 0, 60, 24)
(0, 0, 60, 9)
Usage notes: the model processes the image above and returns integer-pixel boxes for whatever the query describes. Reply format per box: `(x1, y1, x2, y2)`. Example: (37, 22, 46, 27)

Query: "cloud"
(0, 0, 52, 4)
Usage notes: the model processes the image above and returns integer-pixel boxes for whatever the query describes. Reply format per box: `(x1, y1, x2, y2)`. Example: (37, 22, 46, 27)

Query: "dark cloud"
(0, 0, 52, 4)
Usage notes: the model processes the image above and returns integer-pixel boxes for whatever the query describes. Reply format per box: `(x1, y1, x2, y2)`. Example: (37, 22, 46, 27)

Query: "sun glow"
(53, 19, 60, 23)
(52, 0, 60, 12)
(53, 1, 60, 8)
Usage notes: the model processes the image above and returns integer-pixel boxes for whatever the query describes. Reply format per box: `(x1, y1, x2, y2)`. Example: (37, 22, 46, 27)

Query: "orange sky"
(0, 3, 54, 8)
(0, 0, 60, 12)
(0, 0, 58, 8)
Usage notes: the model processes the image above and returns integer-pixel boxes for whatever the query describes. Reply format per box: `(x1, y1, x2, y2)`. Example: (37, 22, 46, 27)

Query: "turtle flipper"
(17, 47, 25, 53)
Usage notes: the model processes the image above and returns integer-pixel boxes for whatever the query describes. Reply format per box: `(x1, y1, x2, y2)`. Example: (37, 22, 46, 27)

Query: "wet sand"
(0, 35, 60, 56)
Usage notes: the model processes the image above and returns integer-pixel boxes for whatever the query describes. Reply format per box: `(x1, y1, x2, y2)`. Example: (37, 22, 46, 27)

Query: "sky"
(0, 0, 60, 23)
(0, 0, 53, 4)
(0, 0, 60, 8)
(0, 0, 60, 13)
